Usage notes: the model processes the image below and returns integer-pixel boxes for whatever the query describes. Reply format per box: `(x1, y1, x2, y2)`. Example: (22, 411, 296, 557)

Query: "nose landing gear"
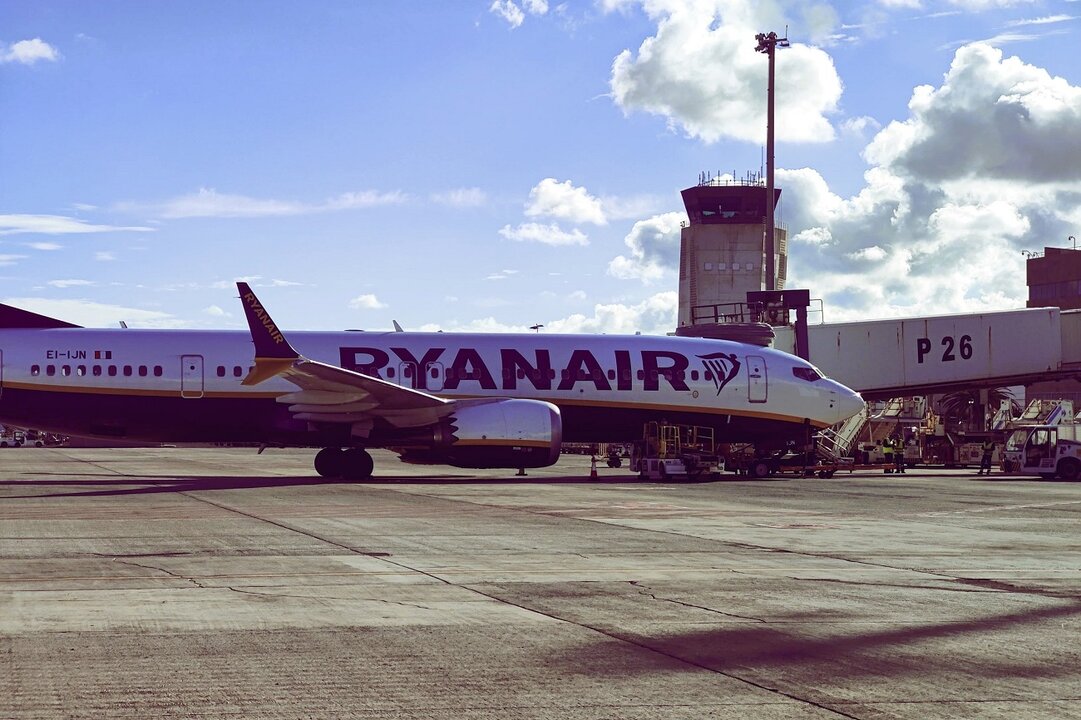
(314, 447, 374, 479)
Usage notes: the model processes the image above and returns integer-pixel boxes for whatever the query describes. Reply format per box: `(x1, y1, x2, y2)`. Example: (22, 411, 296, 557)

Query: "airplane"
(0, 282, 864, 478)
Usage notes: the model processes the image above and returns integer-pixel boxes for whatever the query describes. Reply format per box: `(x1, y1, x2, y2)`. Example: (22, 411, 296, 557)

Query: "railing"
(816, 408, 869, 463)
(690, 301, 771, 325)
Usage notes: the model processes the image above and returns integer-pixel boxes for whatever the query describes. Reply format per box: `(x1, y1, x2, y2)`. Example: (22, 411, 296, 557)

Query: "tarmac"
(2, 447, 1080, 719)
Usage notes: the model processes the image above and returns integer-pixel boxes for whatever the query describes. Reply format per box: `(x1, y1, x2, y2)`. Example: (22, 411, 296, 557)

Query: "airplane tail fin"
(0, 302, 81, 329)
(237, 282, 300, 385)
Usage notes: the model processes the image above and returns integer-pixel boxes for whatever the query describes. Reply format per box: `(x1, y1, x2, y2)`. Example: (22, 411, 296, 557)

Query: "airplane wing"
(237, 282, 451, 431)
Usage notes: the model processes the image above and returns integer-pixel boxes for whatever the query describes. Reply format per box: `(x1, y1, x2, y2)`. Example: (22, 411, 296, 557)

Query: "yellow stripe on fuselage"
(1, 381, 829, 428)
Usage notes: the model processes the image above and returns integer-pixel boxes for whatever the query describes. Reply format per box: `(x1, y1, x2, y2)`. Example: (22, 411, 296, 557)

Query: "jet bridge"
(769, 307, 1076, 399)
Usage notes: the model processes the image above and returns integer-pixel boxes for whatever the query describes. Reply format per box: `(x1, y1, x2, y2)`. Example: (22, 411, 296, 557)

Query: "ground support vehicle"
(1002, 424, 1081, 480)
(631, 422, 724, 481)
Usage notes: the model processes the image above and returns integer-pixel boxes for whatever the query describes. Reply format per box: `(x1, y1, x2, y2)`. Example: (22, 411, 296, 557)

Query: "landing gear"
(749, 460, 773, 479)
(314, 447, 374, 480)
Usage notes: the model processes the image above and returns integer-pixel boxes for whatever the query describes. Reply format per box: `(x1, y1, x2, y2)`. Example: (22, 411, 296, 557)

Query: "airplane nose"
(828, 381, 866, 424)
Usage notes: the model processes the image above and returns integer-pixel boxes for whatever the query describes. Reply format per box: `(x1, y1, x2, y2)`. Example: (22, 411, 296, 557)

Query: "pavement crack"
(220, 587, 432, 608)
(629, 581, 767, 622)
(787, 577, 1002, 594)
(111, 558, 208, 589)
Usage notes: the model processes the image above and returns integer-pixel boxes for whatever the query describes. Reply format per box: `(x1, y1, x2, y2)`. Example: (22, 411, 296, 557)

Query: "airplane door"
(397, 362, 418, 390)
(747, 355, 767, 403)
(181, 354, 204, 399)
(426, 362, 444, 392)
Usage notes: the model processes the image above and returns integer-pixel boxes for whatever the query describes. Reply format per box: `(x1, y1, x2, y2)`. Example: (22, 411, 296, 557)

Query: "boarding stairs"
(815, 407, 870, 464)
(1010, 399, 1074, 428)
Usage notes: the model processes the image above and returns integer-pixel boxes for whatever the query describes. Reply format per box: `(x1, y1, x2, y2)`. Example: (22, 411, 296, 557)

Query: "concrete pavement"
(2, 448, 1080, 718)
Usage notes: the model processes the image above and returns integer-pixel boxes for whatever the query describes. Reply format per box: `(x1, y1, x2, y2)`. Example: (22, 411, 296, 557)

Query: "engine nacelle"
(439, 399, 562, 469)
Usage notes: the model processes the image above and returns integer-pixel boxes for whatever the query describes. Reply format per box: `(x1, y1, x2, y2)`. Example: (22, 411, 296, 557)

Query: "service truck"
(1002, 424, 1081, 480)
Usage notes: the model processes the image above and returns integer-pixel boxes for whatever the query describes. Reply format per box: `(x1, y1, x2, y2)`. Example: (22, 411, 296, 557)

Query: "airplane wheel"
(750, 460, 771, 479)
(314, 447, 344, 477)
(341, 448, 374, 480)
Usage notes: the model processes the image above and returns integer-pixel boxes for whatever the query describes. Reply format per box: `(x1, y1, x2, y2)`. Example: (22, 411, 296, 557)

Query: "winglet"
(237, 282, 300, 385)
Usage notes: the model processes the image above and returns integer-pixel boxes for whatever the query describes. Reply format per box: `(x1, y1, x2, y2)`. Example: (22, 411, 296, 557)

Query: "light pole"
(755, 30, 789, 292)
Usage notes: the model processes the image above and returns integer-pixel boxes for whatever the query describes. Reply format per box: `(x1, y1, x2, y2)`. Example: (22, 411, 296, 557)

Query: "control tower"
(677, 175, 787, 327)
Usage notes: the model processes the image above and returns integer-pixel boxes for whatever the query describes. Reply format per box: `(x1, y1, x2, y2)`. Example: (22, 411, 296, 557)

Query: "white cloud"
(499, 222, 588, 246)
(840, 115, 882, 139)
(0, 214, 154, 236)
(1005, 14, 1078, 27)
(0, 298, 180, 328)
(865, 44, 1081, 184)
(525, 178, 607, 225)
(129, 187, 407, 219)
(431, 187, 488, 207)
(417, 291, 677, 335)
(491, 0, 526, 27)
(0, 38, 59, 65)
(0, 255, 27, 266)
(47, 279, 96, 288)
(349, 293, 388, 310)
(27, 242, 62, 251)
(95, 252, 116, 262)
(607, 211, 686, 282)
(947, 0, 1037, 9)
(608, 0, 842, 144)
(777, 44, 1081, 320)
(598, 43, 1081, 322)
(204, 305, 228, 317)
(490, 0, 548, 28)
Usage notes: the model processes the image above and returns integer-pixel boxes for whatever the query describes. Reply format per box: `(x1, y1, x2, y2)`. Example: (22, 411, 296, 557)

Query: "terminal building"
(1027, 246, 1081, 310)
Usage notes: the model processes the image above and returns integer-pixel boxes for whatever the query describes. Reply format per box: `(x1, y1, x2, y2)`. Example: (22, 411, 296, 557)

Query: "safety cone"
(590, 455, 598, 479)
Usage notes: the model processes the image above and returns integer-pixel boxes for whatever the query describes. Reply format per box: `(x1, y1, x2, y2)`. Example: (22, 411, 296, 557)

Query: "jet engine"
(409, 399, 562, 469)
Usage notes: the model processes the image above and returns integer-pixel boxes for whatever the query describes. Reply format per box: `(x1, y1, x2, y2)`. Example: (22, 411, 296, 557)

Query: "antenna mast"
(755, 29, 790, 292)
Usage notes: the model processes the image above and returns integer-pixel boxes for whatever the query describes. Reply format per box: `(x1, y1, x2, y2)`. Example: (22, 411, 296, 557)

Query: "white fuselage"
(0, 328, 863, 446)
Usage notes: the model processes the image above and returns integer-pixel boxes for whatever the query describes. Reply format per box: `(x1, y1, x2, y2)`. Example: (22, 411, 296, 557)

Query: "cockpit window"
(792, 367, 822, 382)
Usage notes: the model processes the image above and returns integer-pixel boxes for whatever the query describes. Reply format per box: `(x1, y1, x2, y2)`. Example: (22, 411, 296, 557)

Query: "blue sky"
(2, 0, 1080, 332)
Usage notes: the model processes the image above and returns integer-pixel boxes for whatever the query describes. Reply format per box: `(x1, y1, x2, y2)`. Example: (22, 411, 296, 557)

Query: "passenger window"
(216, 366, 226, 377)
(154, 366, 163, 377)
(31, 365, 40, 376)
(636, 369, 644, 380)
(387, 367, 396, 378)
(607, 369, 616, 380)
(46, 365, 56, 376)
(108, 366, 117, 377)
(61, 365, 71, 376)
(138, 366, 148, 377)
(233, 366, 242, 378)
(93, 366, 102, 377)
(76, 366, 86, 376)
(123, 366, 132, 377)
(691, 370, 699, 381)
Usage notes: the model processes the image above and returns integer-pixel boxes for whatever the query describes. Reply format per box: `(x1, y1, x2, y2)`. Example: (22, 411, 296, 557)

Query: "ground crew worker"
(882, 439, 893, 473)
(977, 439, 995, 475)
(893, 436, 906, 474)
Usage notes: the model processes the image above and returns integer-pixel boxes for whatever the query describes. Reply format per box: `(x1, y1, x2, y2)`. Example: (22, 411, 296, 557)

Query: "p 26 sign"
(916, 335, 973, 364)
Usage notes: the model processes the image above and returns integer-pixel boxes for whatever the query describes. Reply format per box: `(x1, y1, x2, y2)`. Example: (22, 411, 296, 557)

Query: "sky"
(2, 0, 1080, 334)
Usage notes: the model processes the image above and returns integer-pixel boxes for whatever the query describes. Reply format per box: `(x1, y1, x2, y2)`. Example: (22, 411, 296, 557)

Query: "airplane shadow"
(555, 597, 1081, 681)
(0, 472, 698, 499)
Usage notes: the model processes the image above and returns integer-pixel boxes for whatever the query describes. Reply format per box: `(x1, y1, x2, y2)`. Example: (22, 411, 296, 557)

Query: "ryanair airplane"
(0, 283, 864, 478)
